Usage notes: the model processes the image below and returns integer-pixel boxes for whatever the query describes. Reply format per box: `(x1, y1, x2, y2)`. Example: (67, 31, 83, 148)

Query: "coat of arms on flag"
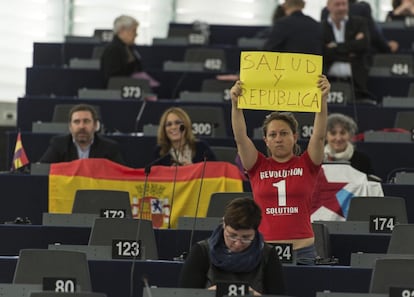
(11, 132, 29, 171)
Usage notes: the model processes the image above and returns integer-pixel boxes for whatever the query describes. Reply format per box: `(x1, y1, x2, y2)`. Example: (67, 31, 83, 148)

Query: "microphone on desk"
(129, 153, 167, 297)
(168, 123, 185, 229)
(142, 274, 153, 297)
(144, 153, 170, 175)
(171, 72, 189, 99)
(173, 152, 208, 262)
(188, 152, 208, 254)
(134, 99, 147, 132)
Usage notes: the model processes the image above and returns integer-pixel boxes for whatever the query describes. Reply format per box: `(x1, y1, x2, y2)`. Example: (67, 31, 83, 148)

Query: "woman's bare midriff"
(266, 237, 315, 250)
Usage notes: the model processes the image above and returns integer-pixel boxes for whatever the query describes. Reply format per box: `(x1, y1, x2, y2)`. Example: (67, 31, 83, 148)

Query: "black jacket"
(350, 149, 374, 175)
(100, 35, 143, 85)
(321, 2, 392, 54)
(152, 140, 216, 166)
(263, 10, 323, 55)
(39, 134, 124, 165)
(322, 16, 371, 99)
(179, 240, 285, 295)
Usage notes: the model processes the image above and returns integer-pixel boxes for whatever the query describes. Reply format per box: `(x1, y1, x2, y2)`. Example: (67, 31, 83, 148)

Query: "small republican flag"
(11, 132, 29, 171)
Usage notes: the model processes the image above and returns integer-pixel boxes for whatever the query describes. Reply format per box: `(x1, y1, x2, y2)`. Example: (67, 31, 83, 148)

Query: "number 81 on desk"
(216, 282, 249, 297)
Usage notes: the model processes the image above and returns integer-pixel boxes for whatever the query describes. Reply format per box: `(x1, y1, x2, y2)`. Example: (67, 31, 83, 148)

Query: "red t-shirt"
(248, 151, 321, 241)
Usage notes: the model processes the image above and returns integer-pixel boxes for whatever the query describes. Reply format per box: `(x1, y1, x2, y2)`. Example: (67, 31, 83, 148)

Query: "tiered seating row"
(0, 255, 372, 297)
(1, 171, 413, 226)
(7, 132, 414, 182)
(17, 97, 402, 134)
(28, 50, 414, 100)
(13, 96, 414, 181)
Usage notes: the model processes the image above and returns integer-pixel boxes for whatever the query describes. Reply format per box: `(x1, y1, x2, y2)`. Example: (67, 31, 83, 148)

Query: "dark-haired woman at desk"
(179, 197, 286, 295)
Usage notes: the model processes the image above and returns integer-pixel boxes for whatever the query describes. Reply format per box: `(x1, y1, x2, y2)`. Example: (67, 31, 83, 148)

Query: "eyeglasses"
(224, 228, 255, 244)
(165, 120, 184, 127)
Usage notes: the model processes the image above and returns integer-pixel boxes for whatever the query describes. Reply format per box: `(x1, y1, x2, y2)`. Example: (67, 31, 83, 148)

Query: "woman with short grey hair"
(324, 113, 374, 175)
(100, 14, 142, 85)
(113, 15, 139, 35)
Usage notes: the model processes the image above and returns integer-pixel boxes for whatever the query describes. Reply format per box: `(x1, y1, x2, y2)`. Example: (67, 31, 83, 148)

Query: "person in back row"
(386, 0, 414, 21)
(322, 0, 373, 101)
(39, 104, 124, 165)
(152, 107, 216, 166)
(263, 0, 322, 55)
(254, 4, 286, 39)
(179, 197, 286, 295)
(321, 0, 399, 54)
(100, 15, 142, 86)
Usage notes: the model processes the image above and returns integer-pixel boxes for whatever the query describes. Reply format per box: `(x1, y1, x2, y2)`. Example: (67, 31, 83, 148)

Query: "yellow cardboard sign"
(239, 51, 323, 112)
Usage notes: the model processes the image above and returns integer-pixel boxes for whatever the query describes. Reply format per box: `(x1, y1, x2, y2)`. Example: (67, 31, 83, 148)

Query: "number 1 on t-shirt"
(272, 180, 286, 206)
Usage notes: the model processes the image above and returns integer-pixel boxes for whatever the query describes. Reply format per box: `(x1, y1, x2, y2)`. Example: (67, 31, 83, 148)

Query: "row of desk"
(160, 22, 414, 52)
(0, 171, 410, 251)
(32, 23, 414, 68)
(33, 43, 243, 72)
(7, 131, 414, 182)
(26, 63, 414, 100)
(0, 170, 382, 296)
(28, 21, 414, 102)
(26, 67, 221, 100)
(17, 96, 403, 135)
(166, 22, 414, 50)
(0, 172, 404, 297)
(0, 223, 391, 266)
(0, 255, 372, 297)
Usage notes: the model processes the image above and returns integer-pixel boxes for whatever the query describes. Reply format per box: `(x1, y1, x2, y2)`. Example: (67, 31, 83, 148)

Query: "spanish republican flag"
(11, 132, 29, 171)
(49, 159, 244, 228)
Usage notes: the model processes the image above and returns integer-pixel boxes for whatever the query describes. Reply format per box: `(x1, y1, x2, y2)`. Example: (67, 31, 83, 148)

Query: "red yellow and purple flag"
(11, 132, 29, 171)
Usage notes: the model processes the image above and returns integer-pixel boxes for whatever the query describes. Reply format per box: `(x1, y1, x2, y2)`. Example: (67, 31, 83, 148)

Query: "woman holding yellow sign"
(230, 74, 330, 260)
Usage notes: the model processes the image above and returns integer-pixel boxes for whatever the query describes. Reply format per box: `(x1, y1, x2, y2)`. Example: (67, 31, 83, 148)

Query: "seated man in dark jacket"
(39, 104, 124, 165)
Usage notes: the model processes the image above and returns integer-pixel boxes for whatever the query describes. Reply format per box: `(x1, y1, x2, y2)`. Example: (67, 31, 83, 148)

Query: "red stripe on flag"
(11, 132, 29, 170)
(49, 158, 243, 181)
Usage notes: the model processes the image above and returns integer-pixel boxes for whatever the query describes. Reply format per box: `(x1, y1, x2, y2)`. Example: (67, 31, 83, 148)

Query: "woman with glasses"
(230, 75, 330, 260)
(152, 107, 216, 166)
(179, 197, 285, 295)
